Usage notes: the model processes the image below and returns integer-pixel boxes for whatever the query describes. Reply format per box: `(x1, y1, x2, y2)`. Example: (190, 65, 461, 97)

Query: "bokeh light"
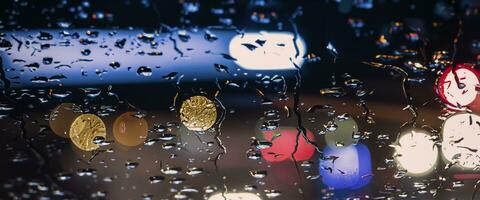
(324, 116, 358, 148)
(320, 143, 372, 190)
(180, 95, 217, 131)
(49, 103, 80, 138)
(260, 127, 316, 162)
(442, 113, 480, 169)
(113, 111, 148, 147)
(436, 64, 480, 110)
(229, 32, 306, 70)
(69, 114, 107, 151)
(208, 192, 262, 200)
(394, 130, 438, 175)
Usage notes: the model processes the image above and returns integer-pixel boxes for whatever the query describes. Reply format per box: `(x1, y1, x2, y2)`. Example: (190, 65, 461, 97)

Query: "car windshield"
(1, 0, 480, 199)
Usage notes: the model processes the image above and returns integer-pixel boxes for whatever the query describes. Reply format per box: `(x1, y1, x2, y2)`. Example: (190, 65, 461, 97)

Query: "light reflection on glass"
(435, 64, 480, 110)
(180, 95, 217, 131)
(49, 103, 80, 138)
(442, 113, 480, 169)
(259, 127, 316, 162)
(320, 143, 372, 190)
(325, 116, 358, 148)
(69, 113, 107, 151)
(113, 111, 148, 147)
(208, 192, 262, 200)
(394, 130, 438, 175)
(229, 32, 306, 70)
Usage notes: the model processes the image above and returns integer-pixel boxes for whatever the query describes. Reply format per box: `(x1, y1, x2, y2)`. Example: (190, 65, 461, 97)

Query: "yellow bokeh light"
(180, 95, 217, 131)
(69, 114, 107, 151)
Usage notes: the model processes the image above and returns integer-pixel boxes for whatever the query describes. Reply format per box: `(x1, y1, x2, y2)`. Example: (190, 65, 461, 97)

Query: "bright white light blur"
(229, 32, 306, 70)
(394, 130, 438, 175)
(442, 113, 480, 169)
(208, 192, 262, 200)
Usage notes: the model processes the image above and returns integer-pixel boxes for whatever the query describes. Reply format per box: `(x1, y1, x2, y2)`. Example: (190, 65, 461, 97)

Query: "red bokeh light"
(435, 64, 480, 111)
(260, 127, 316, 162)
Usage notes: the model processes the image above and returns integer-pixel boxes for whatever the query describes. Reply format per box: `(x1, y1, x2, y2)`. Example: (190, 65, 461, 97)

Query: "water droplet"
(186, 167, 204, 176)
(149, 176, 164, 184)
(161, 167, 182, 175)
(265, 190, 281, 198)
(250, 170, 267, 179)
(109, 61, 120, 69)
(137, 66, 153, 77)
(125, 161, 139, 170)
(81, 49, 91, 56)
(37, 31, 53, 40)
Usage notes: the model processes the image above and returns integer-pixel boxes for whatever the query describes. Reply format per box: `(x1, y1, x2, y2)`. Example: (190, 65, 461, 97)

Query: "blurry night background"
(1, 0, 480, 199)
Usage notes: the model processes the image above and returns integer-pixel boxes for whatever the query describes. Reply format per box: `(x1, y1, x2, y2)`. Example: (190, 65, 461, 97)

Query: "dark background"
(2, 0, 480, 199)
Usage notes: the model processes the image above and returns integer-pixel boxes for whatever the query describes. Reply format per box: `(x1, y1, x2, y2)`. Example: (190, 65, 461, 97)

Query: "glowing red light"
(260, 127, 316, 162)
(435, 64, 480, 110)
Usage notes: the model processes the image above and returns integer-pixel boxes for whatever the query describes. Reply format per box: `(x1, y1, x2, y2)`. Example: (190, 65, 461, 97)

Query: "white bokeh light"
(442, 113, 480, 169)
(394, 130, 438, 175)
(208, 192, 262, 200)
(229, 31, 306, 70)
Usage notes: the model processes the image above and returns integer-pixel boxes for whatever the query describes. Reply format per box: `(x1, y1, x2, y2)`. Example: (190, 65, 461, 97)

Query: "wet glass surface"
(1, 0, 480, 199)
